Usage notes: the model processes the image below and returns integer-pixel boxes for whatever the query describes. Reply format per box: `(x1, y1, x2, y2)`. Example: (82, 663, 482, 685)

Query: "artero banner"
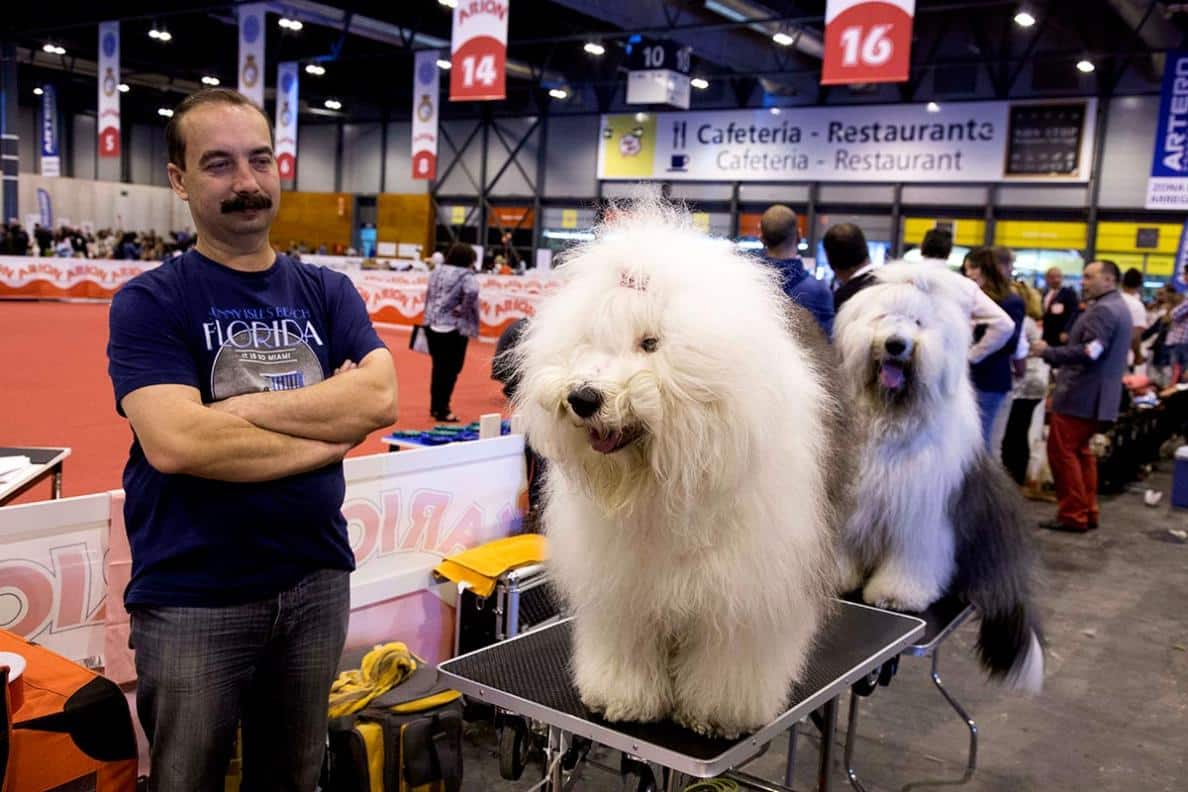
(597, 99, 1096, 184)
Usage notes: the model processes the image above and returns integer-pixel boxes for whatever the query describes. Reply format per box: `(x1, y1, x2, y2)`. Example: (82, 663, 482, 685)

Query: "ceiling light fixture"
(772, 32, 795, 46)
(690, 77, 709, 90)
(438, 0, 458, 7)
(926, 101, 940, 112)
(1013, 11, 1036, 27)
(436, 58, 452, 70)
(33, 87, 44, 96)
(583, 42, 606, 56)
(158, 107, 174, 118)
(548, 87, 569, 100)
(1076, 59, 1095, 73)
(118, 83, 129, 92)
(770, 107, 782, 115)
(279, 17, 304, 30)
(201, 75, 220, 86)
(42, 43, 66, 55)
(324, 99, 343, 110)
(305, 63, 326, 76)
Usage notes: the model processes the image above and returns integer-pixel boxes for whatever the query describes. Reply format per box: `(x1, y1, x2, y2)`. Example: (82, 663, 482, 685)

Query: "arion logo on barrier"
(0, 542, 104, 641)
(343, 488, 520, 563)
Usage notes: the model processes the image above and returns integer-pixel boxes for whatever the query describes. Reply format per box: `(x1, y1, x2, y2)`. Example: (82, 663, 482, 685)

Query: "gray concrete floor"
(457, 468, 1188, 791)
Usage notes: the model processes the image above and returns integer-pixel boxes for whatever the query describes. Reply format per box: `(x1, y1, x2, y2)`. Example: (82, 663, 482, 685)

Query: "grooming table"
(0, 446, 70, 505)
(439, 601, 924, 791)
(841, 595, 977, 791)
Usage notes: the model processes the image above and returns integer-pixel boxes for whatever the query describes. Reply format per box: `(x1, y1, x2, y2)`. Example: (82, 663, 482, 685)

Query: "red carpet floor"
(0, 301, 508, 504)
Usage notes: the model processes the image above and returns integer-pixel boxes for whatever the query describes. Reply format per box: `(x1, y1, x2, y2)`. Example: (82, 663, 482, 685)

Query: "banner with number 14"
(450, 0, 509, 101)
(821, 0, 914, 85)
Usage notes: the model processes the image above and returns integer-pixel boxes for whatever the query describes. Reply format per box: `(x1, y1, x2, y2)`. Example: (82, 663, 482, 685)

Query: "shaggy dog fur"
(834, 263, 1044, 690)
(513, 204, 847, 737)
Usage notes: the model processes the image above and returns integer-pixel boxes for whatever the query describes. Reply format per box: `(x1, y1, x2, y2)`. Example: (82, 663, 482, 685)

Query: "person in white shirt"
(918, 228, 1015, 365)
(1119, 265, 1149, 369)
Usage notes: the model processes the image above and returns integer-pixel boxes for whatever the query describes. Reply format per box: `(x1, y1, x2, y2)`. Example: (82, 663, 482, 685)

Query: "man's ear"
(166, 163, 189, 201)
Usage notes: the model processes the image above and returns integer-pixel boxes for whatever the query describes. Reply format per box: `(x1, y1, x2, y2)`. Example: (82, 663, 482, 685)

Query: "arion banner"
(275, 62, 299, 184)
(97, 22, 121, 159)
(411, 50, 441, 180)
(237, 3, 266, 107)
(822, 0, 915, 85)
(450, 0, 509, 101)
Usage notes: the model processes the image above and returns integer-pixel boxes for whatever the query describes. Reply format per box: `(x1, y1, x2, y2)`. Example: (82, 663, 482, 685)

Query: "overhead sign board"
(626, 38, 691, 109)
(450, 0, 509, 101)
(822, 0, 915, 85)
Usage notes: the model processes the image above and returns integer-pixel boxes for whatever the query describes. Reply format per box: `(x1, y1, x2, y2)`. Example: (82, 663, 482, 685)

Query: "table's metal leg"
(662, 767, 688, 792)
(843, 692, 868, 792)
(930, 649, 977, 781)
(52, 464, 63, 499)
(817, 698, 838, 792)
(783, 721, 798, 786)
(546, 726, 567, 791)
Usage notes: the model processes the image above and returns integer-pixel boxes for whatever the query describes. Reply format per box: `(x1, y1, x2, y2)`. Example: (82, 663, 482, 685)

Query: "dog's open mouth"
(587, 425, 643, 454)
(878, 359, 907, 391)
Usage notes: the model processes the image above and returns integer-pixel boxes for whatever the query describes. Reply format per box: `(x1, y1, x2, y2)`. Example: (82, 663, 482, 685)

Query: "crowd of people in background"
(0, 220, 195, 260)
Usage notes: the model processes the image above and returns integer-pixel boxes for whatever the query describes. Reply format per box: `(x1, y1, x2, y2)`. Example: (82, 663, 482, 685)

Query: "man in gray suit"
(1030, 260, 1132, 532)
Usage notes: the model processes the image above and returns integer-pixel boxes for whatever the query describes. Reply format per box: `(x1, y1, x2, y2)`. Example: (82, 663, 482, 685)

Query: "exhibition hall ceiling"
(5, 0, 1185, 123)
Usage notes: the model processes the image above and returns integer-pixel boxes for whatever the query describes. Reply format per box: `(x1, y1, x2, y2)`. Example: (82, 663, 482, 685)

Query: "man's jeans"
(131, 568, 350, 792)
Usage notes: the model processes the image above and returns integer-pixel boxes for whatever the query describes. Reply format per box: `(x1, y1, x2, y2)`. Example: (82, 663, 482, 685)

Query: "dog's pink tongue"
(589, 429, 624, 454)
(879, 363, 905, 390)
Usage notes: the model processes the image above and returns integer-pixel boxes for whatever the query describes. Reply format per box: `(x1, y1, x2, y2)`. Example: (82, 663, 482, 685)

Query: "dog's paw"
(589, 693, 667, 724)
(861, 577, 935, 613)
(672, 707, 756, 740)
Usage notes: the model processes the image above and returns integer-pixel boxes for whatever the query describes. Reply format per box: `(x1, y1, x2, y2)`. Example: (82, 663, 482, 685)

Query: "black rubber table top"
(441, 601, 921, 761)
(841, 591, 972, 648)
(0, 447, 67, 465)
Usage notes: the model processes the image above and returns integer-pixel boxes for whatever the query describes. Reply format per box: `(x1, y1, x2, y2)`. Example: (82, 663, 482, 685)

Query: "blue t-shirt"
(763, 256, 835, 338)
(107, 250, 384, 608)
(971, 292, 1025, 394)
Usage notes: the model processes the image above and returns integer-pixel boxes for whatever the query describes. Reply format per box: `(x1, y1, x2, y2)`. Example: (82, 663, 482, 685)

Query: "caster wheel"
(621, 757, 656, 792)
(498, 720, 529, 780)
(852, 668, 879, 697)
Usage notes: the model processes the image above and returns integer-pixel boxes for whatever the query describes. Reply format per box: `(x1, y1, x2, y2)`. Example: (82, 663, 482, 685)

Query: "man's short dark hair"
(165, 88, 272, 169)
(445, 242, 477, 268)
(1121, 266, 1143, 290)
(920, 228, 953, 260)
(1093, 259, 1121, 283)
(759, 204, 799, 249)
(822, 223, 869, 273)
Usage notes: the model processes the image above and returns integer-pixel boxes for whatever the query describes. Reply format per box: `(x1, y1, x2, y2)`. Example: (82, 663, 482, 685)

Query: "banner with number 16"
(821, 0, 914, 85)
(450, 0, 509, 101)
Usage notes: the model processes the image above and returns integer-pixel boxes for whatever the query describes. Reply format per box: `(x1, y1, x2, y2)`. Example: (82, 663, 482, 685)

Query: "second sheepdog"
(514, 204, 846, 737)
(834, 263, 1043, 690)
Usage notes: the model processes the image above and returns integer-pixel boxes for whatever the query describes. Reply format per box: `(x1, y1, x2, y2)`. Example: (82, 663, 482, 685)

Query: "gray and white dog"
(834, 262, 1044, 691)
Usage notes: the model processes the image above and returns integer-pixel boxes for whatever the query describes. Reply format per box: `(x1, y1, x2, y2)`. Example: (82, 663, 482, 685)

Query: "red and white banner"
(351, 270, 559, 338)
(97, 22, 121, 159)
(275, 62, 299, 183)
(411, 50, 441, 180)
(0, 257, 156, 299)
(450, 0, 509, 101)
(238, 3, 266, 107)
(822, 0, 914, 86)
(0, 256, 560, 338)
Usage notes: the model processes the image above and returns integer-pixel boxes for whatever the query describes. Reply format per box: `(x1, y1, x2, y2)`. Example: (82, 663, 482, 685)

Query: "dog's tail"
(953, 453, 1044, 693)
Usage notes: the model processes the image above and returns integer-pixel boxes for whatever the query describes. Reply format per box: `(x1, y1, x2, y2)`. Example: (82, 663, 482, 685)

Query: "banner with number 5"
(450, 0, 509, 101)
(822, 0, 914, 85)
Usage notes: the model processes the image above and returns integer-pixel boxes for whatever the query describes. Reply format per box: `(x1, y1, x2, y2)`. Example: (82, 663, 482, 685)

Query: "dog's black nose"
(567, 387, 603, 418)
(884, 337, 907, 356)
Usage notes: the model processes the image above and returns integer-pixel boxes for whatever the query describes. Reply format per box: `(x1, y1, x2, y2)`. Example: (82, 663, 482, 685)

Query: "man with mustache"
(106, 88, 398, 790)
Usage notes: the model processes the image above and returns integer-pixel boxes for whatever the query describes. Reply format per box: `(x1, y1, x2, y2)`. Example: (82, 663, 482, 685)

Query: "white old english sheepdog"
(513, 203, 847, 737)
(834, 263, 1043, 691)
